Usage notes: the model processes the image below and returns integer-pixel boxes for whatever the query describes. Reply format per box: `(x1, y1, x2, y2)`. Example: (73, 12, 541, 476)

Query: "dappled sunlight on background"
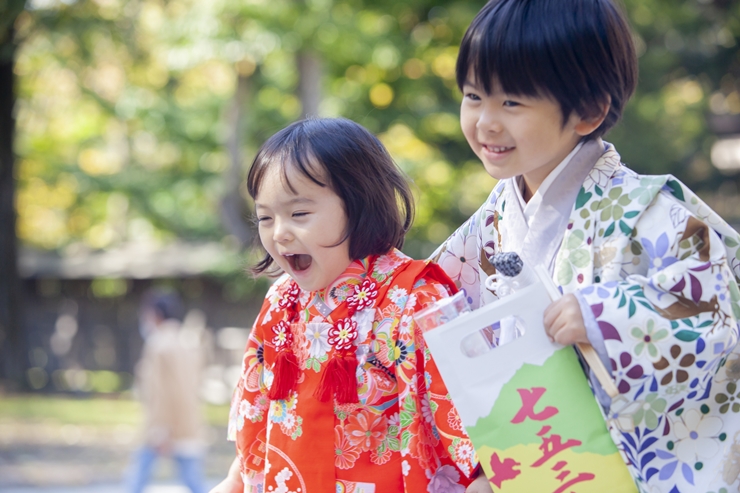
(2, 0, 740, 489)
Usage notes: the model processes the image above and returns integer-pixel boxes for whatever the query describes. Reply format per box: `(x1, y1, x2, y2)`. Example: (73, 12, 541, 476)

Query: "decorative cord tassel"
(268, 349, 300, 401)
(336, 353, 359, 404)
(314, 356, 343, 402)
(314, 353, 360, 404)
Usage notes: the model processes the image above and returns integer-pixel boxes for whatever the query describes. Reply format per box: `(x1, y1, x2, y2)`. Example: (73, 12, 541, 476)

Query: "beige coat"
(136, 319, 207, 455)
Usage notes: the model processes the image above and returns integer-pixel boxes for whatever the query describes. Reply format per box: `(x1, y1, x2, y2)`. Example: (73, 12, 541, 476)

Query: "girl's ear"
(574, 96, 611, 136)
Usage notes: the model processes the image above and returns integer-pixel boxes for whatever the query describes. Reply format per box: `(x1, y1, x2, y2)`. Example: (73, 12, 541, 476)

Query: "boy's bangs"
(458, 1, 551, 99)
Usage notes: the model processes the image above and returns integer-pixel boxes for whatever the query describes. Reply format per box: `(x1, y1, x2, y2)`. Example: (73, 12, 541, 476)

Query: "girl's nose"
(273, 218, 293, 243)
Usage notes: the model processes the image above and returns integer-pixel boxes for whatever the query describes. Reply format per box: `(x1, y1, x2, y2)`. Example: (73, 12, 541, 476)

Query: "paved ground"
(0, 420, 233, 492)
(1, 482, 221, 493)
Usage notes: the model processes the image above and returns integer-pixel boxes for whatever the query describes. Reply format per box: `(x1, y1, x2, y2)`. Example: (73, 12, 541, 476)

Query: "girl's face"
(460, 74, 599, 199)
(254, 163, 352, 293)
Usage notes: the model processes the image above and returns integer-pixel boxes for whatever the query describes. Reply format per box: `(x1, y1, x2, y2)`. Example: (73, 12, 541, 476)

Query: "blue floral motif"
(642, 233, 679, 272)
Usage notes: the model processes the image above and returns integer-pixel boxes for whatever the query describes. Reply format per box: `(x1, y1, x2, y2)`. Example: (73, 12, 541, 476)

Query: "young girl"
(433, 1, 740, 492)
(210, 118, 476, 493)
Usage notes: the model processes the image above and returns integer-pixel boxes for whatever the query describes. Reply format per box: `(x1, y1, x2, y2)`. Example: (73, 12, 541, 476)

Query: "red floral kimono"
(228, 249, 476, 493)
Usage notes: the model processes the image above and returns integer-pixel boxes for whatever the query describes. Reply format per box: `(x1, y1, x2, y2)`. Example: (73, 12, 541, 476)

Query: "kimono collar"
(304, 249, 411, 317)
(515, 141, 584, 226)
(499, 138, 607, 274)
(268, 256, 381, 403)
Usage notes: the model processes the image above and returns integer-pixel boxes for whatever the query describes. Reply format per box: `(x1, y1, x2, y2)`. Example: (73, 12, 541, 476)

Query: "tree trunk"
(297, 50, 322, 118)
(220, 73, 253, 248)
(0, 22, 26, 388)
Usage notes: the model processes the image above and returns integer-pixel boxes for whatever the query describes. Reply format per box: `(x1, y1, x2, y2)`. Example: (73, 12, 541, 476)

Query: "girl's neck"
(293, 257, 368, 308)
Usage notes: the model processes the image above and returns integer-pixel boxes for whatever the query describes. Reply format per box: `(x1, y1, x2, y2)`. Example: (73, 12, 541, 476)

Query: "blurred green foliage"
(8, 0, 740, 265)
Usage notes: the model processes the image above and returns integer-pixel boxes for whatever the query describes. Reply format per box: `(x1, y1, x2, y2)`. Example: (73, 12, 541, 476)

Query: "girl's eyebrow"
(255, 196, 315, 209)
(285, 197, 314, 205)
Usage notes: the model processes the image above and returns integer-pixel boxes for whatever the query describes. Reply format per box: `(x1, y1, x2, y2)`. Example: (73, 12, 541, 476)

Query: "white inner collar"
(515, 141, 584, 226)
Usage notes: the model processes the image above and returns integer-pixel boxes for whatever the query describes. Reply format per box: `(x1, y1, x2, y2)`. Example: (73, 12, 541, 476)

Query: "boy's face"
(460, 75, 595, 196)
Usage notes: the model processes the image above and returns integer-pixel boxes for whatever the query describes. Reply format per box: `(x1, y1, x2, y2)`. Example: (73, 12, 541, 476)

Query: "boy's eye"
(503, 100, 520, 107)
(464, 92, 481, 101)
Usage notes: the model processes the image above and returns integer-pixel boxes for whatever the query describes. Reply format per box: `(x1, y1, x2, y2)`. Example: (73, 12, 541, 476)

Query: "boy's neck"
(519, 141, 583, 203)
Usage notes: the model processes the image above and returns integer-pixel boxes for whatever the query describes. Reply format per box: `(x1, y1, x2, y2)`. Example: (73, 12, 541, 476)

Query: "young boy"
(433, 0, 740, 492)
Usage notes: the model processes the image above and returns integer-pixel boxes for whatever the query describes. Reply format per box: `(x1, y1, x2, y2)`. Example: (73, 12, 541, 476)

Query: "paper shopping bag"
(423, 276, 636, 492)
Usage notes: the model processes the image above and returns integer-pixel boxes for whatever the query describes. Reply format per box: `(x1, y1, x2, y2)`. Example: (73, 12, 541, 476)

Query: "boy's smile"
(255, 164, 352, 293)
(460, 76, 602, 201)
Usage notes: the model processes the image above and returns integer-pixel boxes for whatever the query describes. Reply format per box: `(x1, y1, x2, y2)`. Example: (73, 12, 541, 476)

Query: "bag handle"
(534, 265, 619, 399)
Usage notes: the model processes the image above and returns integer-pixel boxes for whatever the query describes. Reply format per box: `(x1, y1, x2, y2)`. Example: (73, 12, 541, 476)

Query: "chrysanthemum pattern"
(229, 251, 475, 492)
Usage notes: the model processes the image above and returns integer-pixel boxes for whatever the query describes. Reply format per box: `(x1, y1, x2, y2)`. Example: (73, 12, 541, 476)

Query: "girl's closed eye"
(292, 211, 310, 218)
(256, 215, 272, 223)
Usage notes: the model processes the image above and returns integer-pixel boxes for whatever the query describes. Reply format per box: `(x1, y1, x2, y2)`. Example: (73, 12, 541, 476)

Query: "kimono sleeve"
(227, 323, 269, 442)
(430, 197, 487, 311)
(396, 277, 478, 487)
(577, 191, 740, 408)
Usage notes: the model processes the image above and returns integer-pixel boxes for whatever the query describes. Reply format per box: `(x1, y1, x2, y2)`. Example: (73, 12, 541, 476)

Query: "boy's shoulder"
(581, 142, 692, 211)
(582, 143, 740, 255)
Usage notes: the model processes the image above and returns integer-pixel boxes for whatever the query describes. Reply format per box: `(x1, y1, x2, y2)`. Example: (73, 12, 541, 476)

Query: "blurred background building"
(0, 0, 739, 490)
(17, 241, 256, 400)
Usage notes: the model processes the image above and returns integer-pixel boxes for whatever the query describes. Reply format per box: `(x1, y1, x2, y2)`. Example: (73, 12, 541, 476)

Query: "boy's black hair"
(456, 0, 637, 138)
(247, 117, 414, 275)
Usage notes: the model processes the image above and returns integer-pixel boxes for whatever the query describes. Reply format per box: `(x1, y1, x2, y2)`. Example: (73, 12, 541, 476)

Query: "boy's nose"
(477, 108, 503, 134)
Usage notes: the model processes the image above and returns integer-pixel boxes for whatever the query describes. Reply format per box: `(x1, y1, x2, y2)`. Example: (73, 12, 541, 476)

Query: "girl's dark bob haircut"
(456, 0, 638, 138)
(247, 117, 414, 275)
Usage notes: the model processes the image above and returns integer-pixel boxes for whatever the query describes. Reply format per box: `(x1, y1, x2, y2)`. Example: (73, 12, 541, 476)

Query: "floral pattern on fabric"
(432, 142, 740, 492)
(228, 249, 475, 493)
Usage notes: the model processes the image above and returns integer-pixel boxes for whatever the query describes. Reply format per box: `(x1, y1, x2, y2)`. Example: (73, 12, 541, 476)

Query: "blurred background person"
(128, 288, 208, 493)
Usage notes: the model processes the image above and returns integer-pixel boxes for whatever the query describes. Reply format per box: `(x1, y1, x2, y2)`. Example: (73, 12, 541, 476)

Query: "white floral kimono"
(432, 139, 740, 493)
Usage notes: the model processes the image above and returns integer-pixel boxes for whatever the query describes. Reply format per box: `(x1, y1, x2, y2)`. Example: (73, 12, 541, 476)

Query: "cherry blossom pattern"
(439, 235, 478, 286)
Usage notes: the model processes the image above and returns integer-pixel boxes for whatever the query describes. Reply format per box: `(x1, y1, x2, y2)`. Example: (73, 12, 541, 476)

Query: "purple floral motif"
(427, 464, 465, 493)
(611, 351, 645, 394)
(591, 302, 622, 341)
(642, 233, 679, 272)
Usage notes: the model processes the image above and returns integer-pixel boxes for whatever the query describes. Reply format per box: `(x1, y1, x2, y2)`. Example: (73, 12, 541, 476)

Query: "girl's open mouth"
(285, 254, 313, 272)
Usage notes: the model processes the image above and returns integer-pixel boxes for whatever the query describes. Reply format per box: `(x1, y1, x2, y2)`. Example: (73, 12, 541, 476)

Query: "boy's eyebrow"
(463, 78, 481, 89)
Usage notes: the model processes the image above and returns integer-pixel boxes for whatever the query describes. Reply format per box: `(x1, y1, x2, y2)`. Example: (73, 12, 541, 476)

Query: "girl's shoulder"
(264, 272, 293, 298)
